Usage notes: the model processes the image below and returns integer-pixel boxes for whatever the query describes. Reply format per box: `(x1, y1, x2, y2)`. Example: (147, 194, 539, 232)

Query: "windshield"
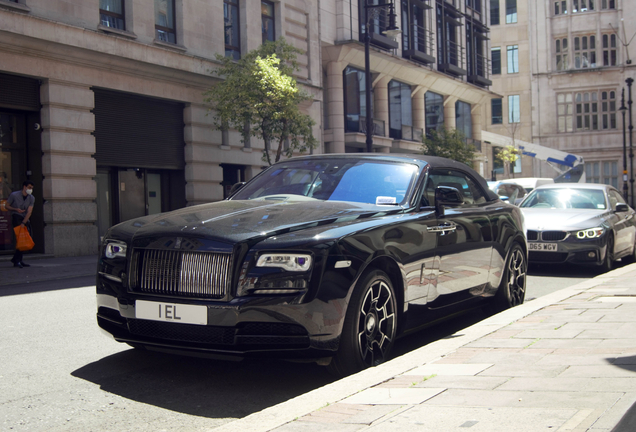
(232, 159, 419, 205)
(520, 188, 607, 210)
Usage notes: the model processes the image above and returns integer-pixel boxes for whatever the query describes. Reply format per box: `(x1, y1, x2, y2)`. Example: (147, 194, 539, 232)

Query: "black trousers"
(11, 213, 31, 264)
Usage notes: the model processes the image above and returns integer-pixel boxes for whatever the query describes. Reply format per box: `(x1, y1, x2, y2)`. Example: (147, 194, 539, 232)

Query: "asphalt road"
(0, 262, 609, 431)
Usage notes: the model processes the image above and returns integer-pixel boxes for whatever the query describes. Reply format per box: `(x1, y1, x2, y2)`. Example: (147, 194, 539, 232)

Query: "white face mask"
(26, 189, 33, 195)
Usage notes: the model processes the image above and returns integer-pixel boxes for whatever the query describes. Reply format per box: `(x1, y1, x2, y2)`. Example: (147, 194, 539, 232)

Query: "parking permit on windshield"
(377, 196, 397, 205)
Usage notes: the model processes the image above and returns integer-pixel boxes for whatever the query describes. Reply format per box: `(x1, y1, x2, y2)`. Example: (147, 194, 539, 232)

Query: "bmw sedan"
(519, 183, 636, 272)
(96, 154, 527, 376)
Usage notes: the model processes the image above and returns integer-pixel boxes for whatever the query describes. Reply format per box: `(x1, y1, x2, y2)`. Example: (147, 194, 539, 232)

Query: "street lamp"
(620, 88, 628, 201)
(364, 1, 400, 153)
(627, 77, 634, 207)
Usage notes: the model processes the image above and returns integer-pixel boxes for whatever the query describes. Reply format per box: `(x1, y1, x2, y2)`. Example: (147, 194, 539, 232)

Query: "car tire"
(327, 269, 397, 377)
(601, 234, 615, 273)
(491, 243, 527, 311)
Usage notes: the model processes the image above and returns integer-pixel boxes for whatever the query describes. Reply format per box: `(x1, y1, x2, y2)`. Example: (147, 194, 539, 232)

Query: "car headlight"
(104, 240, 127, 259)
(575, 227, 604, 239)
(256, 253, 312, 271)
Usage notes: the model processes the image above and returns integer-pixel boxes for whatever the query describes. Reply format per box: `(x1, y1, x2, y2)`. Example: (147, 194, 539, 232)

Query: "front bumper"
(527, 237, 606, 266)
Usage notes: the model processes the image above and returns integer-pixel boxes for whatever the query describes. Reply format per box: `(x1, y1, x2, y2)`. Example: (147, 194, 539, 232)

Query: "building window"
(455, 101, 472, 140)
(262, 1, 275, 43)
(388, 81, 414, 140)
(586, 161, 618, 187)
(492, 98, 503, 124)
(155, 0, 176, 43)
(402, 0, 432, 62)
(508, 95, 520, 123)
(554, 1, 568, 14)
(601, 90, 617, 129)
(603, 34, 617, 66)
(505, 0, 517, 23)
(574, 35, 596, 68)
(575, 92, 598, 131)
(556, 37, 568, 70)
(436, 0, 464, 75)
(507, 45, 518, 73)
(343, 66, 371, 133)
(466, 19, 489, 85)
(557, 93, 574, 132)
(425, 91, 445, 136)
(573, 0, 594, 12)
(492, 47, 501, 74)
(601, 0, 616, 9)
(490, 0, 500, 25)
(100, 0, 125, 30)
(224, 0, 240, 59)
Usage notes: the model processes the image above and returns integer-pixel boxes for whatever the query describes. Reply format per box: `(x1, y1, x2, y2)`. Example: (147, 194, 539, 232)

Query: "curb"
(209, 264, 636, 432)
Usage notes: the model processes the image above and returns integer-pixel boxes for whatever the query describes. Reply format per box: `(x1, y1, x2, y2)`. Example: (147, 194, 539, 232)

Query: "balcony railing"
(346, 116, 386, 137)
(467, 52, 492, 86)
(403, 23, 435, 64)
(438, 40, 466, 76)
(391, 125, 424, 142)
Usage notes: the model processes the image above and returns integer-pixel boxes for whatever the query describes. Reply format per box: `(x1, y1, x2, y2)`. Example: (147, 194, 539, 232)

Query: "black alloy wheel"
(327, 270, 397, 377)
(493, 243, 527, 310)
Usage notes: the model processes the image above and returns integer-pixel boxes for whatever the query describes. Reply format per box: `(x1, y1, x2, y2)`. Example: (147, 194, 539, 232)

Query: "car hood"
(109, 198, 404, 246)
(521, 208, 608, 231)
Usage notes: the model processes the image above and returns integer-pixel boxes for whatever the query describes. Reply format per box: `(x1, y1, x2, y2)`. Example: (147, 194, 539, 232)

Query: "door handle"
(427, 222, 457, 234)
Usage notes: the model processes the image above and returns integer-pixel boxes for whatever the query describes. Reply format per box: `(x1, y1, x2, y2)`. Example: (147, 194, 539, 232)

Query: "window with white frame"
(574, 35, 596, 68)
(508, 95, 520, 123)
(603, 34, 617, 66)
(586, 161, 618, 188)
(556, 37, 568, 70)
(507, 45, 518, 73)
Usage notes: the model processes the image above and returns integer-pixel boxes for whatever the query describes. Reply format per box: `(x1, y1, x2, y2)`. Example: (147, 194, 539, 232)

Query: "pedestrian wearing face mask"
(5, 180, 35, 268)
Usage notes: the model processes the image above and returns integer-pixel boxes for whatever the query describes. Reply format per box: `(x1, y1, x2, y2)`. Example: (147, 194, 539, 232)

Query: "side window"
(426, 170, 487, 207)
(609, 189, 625, 210)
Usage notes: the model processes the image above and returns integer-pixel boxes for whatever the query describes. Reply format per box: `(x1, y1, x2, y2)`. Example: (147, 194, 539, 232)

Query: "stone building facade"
(529, 0, 636, 192)
(0, 0, 497, 257)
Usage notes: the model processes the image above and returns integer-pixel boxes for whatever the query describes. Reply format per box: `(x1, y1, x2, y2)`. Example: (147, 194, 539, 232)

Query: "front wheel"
(492, 243, 527, 311)
(601, 234, 615, 273)
(327, 270, 397, 377)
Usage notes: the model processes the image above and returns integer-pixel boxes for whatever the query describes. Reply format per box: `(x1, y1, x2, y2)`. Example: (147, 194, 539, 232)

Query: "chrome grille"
(132, 249, 232, 298)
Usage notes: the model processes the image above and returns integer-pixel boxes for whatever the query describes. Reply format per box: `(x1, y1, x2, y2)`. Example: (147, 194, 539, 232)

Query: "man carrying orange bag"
(5, 180, 35, 268)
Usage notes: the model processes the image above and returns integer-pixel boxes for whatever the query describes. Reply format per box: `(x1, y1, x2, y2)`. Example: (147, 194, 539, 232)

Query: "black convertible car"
(97, 154, 527, 375)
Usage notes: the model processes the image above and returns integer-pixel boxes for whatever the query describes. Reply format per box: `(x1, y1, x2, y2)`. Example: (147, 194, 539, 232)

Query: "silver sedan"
(519, 183, 636, 272)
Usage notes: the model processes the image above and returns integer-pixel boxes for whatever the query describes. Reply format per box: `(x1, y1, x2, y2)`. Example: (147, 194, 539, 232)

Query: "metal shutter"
(92, 89, 185, 169)
(0, 73, 40, 111)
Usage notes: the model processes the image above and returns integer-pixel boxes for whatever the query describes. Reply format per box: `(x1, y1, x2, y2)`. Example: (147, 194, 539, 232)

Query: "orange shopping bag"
(14, 225, 34, 251)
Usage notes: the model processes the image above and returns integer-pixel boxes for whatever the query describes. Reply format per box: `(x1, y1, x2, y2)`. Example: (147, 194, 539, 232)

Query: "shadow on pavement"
(0, 275, 96, 297)
(71, 347, 335, 419)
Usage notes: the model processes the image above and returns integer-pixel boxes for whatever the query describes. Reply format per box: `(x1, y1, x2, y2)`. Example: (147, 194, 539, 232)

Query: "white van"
(507, 177, 554, 193)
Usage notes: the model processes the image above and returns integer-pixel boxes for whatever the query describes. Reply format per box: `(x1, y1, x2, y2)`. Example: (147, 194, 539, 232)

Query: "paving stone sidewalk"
(0, 254, 98, 286)
(214, 264, 636, 432)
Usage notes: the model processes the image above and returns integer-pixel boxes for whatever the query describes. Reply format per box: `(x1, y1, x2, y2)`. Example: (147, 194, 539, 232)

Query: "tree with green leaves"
(204, 39, 317, 165)
(421, 128, 476, 166)
(496, 145, 521, 178)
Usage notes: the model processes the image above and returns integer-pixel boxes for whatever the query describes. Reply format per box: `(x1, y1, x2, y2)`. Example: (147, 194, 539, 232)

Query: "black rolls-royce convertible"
(96, 154, 527, 376)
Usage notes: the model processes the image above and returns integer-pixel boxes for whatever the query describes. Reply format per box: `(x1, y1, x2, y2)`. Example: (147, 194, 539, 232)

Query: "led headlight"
(256, 253, 312, 271)
(575, 227, 604, 239)
(104, 240, 127, 259)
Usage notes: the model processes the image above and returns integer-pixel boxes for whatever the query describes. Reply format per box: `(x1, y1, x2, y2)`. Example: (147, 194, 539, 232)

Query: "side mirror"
(435, 185, 463, 215)
(229, 182, 246, 197)
(616, 203, 629, 213)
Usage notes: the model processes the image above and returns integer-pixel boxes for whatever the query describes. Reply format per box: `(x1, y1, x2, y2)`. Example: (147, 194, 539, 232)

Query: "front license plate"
(528, 242, 558, 252)
(135, 300, 207, 325)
